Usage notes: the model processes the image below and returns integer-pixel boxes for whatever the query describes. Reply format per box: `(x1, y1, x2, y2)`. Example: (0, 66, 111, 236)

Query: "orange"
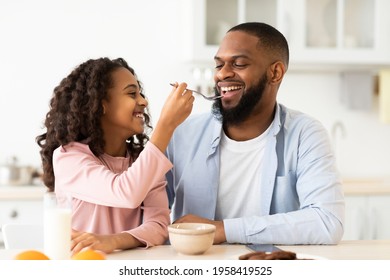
(71, 249, 106, 260)
(14, 250, 50, 260)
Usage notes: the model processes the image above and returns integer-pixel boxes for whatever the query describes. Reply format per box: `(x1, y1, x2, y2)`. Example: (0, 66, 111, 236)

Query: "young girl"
(36, 57, 194, 255)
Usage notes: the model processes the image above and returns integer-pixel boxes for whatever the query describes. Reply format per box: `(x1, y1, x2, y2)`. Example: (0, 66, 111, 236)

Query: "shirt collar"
(209, 115, 223, 155)
(209, 102, 285, 150)
(271, 103, 283, 137)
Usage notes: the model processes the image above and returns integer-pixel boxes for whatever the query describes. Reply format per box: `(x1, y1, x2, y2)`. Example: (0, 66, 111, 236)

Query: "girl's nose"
(138, 95, 148, 107)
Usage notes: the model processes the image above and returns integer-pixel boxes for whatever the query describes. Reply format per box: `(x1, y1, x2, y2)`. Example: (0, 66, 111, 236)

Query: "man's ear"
(268, 61, 286, 84)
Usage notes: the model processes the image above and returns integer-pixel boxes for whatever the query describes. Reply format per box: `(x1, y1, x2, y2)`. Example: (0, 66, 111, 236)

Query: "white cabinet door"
(0, 200, 43, 226)
(368, 195, 390, 239)
(180, 0, 281, 62)
(285, 0, 390, 67)
(0, 186, 45, 246)
(344, 194, 390, 240)
(0, 200, 43, 245)
(183, 0, 390, 68)
(343, 195, 367, 240)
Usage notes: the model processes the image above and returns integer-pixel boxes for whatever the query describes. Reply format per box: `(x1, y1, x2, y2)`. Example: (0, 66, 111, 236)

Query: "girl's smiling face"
(101, 67, 148, 142)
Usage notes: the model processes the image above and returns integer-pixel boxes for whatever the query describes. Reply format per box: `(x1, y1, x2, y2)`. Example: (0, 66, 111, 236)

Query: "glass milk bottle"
(43, 192, 72, 260)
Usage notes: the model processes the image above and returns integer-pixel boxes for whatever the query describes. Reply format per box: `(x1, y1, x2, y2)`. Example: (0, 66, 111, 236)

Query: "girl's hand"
(158, 82, 194, 130)
(71, 230, 116, 255)
(151, 82, 195, 152)
(71, 230, 143, 255)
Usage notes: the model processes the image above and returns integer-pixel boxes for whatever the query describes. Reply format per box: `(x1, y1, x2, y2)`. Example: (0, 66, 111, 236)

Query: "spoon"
(169, 83, 222, 101)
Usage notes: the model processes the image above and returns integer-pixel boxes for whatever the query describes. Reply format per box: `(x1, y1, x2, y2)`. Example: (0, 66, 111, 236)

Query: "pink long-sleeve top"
(52, 141, 173, 247)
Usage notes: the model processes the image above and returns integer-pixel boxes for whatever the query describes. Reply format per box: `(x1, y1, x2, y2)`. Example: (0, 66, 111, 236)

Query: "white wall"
(0, 0, 389, 179)
(0, 0, 195, 166)
(279, 71, 390, 178)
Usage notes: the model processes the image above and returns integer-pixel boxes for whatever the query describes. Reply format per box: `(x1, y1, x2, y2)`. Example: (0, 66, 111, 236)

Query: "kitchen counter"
(0, 240, 389, 260)
(0, 185, 46, 200)
(1, 180, 390, 197)
(342, 178, 390, 195)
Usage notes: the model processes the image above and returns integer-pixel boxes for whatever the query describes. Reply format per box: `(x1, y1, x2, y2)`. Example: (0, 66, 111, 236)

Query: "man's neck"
(223, 104, 276, 141)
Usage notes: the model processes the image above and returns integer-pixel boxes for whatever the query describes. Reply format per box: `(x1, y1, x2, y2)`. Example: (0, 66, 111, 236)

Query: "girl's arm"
(70, 177, 170, 254)
(54, 141, 172, 208)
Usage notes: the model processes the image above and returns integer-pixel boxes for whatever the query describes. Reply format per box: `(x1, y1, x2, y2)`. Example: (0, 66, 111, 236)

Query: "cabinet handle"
(9, 209, 18, 218)
(357, 207, 366, 240)
(370, 207, 377, 239)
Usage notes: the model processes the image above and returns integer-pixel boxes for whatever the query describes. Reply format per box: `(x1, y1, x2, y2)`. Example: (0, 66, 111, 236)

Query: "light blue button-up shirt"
(166, 103, 344, 244)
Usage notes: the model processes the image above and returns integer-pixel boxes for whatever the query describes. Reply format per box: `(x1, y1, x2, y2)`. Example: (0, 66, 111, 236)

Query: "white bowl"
(168, 223, 216, 255)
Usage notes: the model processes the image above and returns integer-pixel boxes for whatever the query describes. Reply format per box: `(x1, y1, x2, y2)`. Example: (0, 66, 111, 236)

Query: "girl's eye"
(128, 92, 137, 98)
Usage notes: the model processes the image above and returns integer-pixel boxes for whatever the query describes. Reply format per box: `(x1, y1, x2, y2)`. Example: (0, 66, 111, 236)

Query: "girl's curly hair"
(36, 57, 152, 191)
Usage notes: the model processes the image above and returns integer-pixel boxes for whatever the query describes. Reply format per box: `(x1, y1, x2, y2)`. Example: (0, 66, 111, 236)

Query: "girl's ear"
(268, 61, 286, 84)
(102, 104, 106, 115)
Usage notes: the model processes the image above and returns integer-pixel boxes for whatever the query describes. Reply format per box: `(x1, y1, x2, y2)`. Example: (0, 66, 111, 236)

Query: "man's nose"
(215, 64, 234, 81)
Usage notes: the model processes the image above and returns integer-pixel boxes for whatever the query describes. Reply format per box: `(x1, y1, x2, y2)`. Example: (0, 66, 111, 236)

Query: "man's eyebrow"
(214, 54, 251, 61)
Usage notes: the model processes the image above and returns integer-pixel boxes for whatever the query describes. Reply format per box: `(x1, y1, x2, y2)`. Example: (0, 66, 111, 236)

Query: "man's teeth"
(221, 86, 242, 92)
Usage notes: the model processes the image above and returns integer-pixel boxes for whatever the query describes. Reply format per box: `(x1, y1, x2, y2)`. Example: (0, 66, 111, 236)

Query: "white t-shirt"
(215, 126, 271, 220)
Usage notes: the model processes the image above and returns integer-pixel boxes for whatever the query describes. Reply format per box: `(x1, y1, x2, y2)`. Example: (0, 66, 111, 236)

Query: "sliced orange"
(14, 250, 50, 260)
(71, 249, 106, 260)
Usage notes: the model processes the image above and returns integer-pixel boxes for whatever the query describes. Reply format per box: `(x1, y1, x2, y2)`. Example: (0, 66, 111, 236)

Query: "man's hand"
(173, 214, 227, 244)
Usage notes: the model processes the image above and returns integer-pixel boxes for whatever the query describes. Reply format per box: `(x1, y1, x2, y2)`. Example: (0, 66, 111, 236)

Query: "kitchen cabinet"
(343, 181, 390, 240)
(0, 186, 45, 246)
(179, 0, 281, 64)
(180, 0, 390, 69)
(284, 0, 390, 68)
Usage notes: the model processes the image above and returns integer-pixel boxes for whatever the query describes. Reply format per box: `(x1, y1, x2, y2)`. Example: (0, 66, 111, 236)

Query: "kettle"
(0, 156, 36, 186)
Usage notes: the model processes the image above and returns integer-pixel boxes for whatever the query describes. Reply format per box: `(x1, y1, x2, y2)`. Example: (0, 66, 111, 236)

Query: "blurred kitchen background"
(1, 0, 390, 243)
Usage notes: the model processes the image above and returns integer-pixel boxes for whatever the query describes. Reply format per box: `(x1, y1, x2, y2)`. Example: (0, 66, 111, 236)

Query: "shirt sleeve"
(123, 178, 171, 247)
(53, 142, 173, 209)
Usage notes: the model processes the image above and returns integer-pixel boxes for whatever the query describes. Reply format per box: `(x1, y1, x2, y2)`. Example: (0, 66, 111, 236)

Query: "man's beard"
(212, 74, 267, 126)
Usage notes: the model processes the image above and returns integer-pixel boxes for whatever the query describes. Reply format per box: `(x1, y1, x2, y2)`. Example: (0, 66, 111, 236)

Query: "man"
(166, 22, 344, 245)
